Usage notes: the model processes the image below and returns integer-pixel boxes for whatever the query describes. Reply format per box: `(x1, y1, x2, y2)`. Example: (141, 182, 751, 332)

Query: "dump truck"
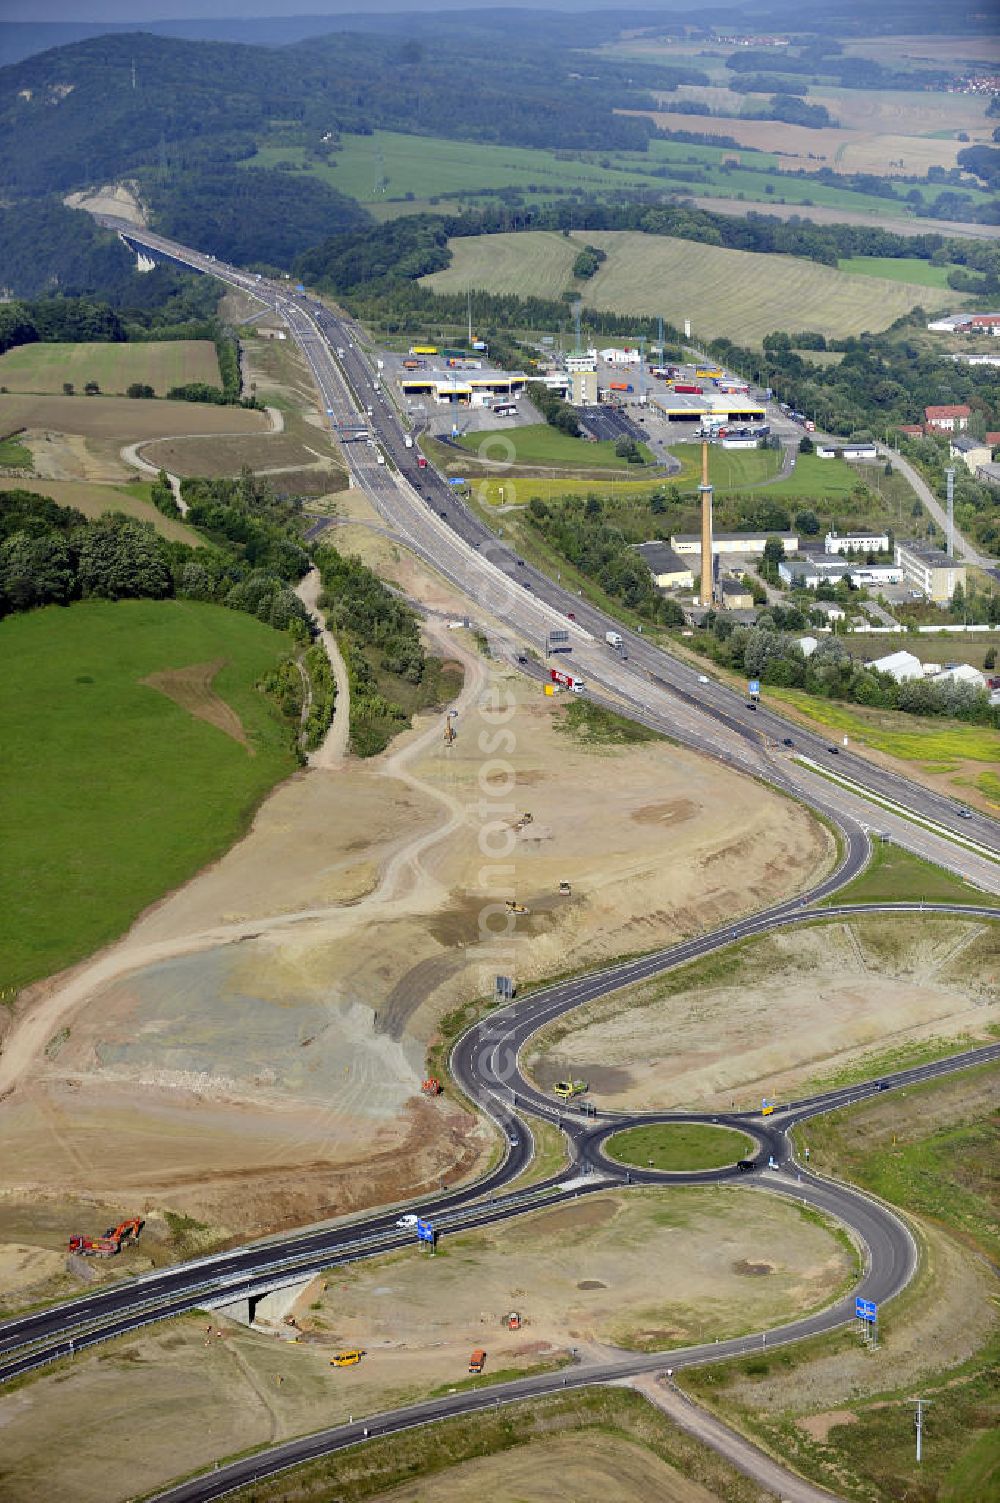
(605, 631, 623, 650)
(554, 1080, 588, 1099)
(468, 1349, 487, 1374)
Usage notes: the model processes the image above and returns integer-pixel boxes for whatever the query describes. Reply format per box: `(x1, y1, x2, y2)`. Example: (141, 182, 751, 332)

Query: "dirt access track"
(0, 520, 831, 1258)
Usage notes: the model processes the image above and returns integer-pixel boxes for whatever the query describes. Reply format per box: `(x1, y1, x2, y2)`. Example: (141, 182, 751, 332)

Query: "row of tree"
(313, 544, 430, 757)
(694, 616, 999, 725)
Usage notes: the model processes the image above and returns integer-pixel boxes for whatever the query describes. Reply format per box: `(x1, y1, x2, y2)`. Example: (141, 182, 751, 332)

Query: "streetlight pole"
(912, 1397, 932, 1463)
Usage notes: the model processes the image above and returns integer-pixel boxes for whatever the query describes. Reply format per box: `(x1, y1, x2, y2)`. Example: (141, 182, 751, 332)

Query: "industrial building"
(895, 541, 966, 603)
(634, 542, 694, 590)
(824, 531, 890, 555)
(949, 434, 992, 475)
(568, 368, 599, 406)
(869, 650, 923, 683)
(672, 531, 798, 558)
(815, 443, 877, 460)
(650, 394, 767, 426)
(719, 577, 755, 609)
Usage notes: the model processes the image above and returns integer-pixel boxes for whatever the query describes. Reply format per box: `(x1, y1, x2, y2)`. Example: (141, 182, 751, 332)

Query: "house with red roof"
(924, 404, 971, 433)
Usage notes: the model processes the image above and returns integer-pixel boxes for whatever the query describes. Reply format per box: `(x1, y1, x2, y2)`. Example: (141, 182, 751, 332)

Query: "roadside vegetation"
(824, 841, 991, 907)
(555, 698, 659, 748)
(680, 1065, 1000, 1503)
(314, 543, 461, 756)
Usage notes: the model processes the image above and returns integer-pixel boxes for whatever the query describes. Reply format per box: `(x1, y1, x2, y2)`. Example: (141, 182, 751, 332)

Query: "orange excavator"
(68, 1216, 144, 1258)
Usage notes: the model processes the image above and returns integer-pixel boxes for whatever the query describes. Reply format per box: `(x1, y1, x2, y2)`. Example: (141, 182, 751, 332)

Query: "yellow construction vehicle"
(505, 898, 529, 915)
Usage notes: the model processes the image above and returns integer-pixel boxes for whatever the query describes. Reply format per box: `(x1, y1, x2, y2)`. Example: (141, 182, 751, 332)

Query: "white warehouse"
(824, 531, 890, 555)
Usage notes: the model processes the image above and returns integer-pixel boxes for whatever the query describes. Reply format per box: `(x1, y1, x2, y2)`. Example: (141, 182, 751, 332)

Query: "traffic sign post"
(547, 629, 570, 656)
(856, 1296, 878, 1349)
(416, 1218, 436, 1253)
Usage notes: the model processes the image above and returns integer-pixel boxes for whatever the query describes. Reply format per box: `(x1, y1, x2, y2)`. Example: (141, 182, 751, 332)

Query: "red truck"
(417, 456, 428, 469)
(550, 668, 586, 694)
(673, 383, 703, 394)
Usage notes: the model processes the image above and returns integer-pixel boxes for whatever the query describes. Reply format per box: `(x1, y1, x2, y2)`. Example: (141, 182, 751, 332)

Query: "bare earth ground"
(0, 1188, 851, 1503)
(0, 495, 830, 1259)
(64, 182, 147, 226)
(526, 918, 999, 1112)
(371, 1433, 723, 1503)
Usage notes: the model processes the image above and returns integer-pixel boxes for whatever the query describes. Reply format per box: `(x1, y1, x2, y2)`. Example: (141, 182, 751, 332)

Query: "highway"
(98, 216, 1000, 884)
(15, 218, 987, 1499)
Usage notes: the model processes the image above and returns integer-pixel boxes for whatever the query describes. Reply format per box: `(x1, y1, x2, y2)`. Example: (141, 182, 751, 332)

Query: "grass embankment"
(768, 686, 1000, 807)
(0, 433, 33, 468)
(556, 698, 659, 747)
(0, 600, 299, 996)
(681, 1065, 1000, 1503)
(605, 1124, 755, 1171)
(0, 340, 221, 397)
(454, 423, 654, 473)
(222, 1386, 766, 1503)
(765, 452, 863, 498)
(825, 840, 991, 907)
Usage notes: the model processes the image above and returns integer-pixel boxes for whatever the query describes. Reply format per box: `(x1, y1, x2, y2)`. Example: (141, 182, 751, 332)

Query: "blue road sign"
(447, 477, 467, 487)
(748, 679, 761, 696)
(855, 1297, 877, 1321)
(416, 1219, 434, 1243)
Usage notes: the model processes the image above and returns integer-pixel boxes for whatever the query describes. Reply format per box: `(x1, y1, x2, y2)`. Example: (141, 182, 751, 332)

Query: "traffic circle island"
(603, 1122, 757, 1173)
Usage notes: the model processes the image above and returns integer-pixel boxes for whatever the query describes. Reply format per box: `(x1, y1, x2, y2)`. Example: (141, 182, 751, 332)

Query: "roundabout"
(601, 1122, 759, 1174)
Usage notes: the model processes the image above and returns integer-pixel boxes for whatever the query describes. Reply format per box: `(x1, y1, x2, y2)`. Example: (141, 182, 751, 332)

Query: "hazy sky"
(3, 0, 608, 17)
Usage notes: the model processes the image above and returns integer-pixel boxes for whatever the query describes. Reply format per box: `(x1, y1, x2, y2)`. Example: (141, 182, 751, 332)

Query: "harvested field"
(0, 393, 267, 443)
(424, 229, 954, 345)
(620, 109, 974, 176)
(526, 917, 999, 1112)
(0, 341, 220, 397)
(141, 431, 343, 487)
(0, 1188, 851, 1501)
(688, 195, 1000, 241)
(373, 1433, 723, 1503)
(0, 477, 201, 545)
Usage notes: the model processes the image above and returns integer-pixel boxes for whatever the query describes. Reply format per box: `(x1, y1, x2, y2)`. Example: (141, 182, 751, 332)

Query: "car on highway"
(395, 1214, 419, 1228)
(440, 510, 448, 518)
(697, 674, 709, 684)
(516, 558, 525, 566)
(508, 1134, 519, 1148)
(828, 745, 840, 755)
(782, 737, 793, 747)
(958, 809, 973, 819)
